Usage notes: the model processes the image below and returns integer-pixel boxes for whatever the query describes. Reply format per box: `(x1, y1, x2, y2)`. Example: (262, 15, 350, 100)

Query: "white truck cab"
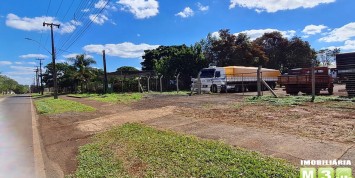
(191, 66, 226, 93)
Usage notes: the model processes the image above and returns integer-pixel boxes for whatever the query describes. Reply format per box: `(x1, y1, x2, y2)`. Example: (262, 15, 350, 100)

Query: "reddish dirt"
(37, 84, 355, 176)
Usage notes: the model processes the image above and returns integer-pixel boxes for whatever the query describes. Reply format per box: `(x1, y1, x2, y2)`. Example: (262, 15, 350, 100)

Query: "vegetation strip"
(67, 93, 143, 103)
(74, 123, 298, 178)
(34, 98, 95, 114)
(245, 95, 353, 106)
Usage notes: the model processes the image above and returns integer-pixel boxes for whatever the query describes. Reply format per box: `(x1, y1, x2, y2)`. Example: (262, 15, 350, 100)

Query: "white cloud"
(117, 0, 159, 19)
(9, 66, 35, 74)
(319, 22, 355, 42)
(15, 62, 23, 65)
(235, 29, 296, 40)
(27, 62, 36, 65)
(197, 2, 209, 12)
(89, 14, 108, 25)
(0, 61, 12, 65)
(176, 7, 194, 18)
(95, 0, 117, 11)
(6, 13, 80, 34)
(83, 42, 159, 58)
(229, 0, 336, 13)
(327, 40, 355, 52)
(211, 31, 220, 39)
(302, 24, 328, 35)
(81, 8, 90, 12)
(62, 53, 94, 59)
(19, 54, 49, 59)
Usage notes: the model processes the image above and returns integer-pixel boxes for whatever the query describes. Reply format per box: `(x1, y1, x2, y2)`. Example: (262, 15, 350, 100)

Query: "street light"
(25, 37, 59, 98)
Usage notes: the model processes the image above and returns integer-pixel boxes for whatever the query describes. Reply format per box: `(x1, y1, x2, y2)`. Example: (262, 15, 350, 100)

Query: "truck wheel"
(211, 85, 217, 93)
(328, 88, 333, 95)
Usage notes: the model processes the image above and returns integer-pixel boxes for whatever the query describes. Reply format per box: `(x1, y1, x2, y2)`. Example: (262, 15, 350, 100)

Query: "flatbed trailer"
(278, 67, 333, 95)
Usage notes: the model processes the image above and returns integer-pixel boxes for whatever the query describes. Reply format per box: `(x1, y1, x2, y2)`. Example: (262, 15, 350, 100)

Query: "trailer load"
(191, 66, 280, 93)
(336, 52, 355, 97)
(278, 67, 333, 95)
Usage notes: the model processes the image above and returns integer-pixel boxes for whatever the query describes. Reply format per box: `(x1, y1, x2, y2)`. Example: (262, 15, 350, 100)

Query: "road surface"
(0, 95, 35, 178)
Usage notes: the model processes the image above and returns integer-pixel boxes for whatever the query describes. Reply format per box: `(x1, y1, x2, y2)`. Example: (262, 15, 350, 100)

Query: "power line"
(57, 1, 110, 55)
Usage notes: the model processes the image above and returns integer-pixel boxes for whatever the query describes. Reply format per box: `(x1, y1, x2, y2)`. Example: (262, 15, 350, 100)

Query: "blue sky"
(1, 0, 355, 84)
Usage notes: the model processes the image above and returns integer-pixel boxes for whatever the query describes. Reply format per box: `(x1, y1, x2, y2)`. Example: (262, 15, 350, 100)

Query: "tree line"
(41, 29, 340, 93)
(0, 74, 28, 94)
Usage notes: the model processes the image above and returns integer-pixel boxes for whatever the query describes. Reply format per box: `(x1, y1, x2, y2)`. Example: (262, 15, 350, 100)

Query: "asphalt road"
(0, 95, 35, 178)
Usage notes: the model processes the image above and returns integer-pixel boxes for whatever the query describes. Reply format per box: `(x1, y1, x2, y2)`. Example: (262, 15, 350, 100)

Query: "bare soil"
(37, 84, 355, 176)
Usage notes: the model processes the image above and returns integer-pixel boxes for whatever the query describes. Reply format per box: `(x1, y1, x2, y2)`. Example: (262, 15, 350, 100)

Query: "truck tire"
(211, 85, 218, 93)
(328, 87, 333, 95)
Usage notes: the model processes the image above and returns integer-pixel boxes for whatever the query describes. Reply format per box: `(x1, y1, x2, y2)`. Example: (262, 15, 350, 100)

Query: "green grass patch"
(68, 93, 142, 103)
(146, 91, 190, 96)
(74, 123, 298, 178)
(31, 92, 52, 99)
(245, 95, 349, 106)
(34, 98, 95, 114)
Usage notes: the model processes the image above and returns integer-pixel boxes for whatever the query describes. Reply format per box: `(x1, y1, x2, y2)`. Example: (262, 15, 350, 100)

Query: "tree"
(284, 37, 317, 71)
(318, 48, 340, 66)
(201, 29, 267, 67)
(43, 62, 77, 92)
(68, 54, 97, 92)
(141, 44, 209, 89)
(0, 74, 27, 94)
(116, 66, 139, 72)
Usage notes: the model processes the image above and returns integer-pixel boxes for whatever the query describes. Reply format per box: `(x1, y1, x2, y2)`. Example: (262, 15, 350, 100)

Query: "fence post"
(311, 61, 315, 102)
(160, 75, 163, 93)
(138, 77, 141, 93)
(242, 73, 244, 96)
(257, 66, 262, 97)
(176, 73, 180, 93)
(197, 72, 201, 95)
(147, 76, 150, 92)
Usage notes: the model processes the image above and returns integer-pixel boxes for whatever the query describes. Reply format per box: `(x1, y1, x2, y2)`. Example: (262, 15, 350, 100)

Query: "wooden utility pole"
(102, 50, 108, 94)
(311, 60, 316, 102)
(43, 22, 60, 99)
(257, 66, 262, 97)
(34, 67, 39, 92)
(36, 58, 44, 95)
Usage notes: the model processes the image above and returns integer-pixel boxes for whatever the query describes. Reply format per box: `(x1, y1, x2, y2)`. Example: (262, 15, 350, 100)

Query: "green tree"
(116, 66, 139, 72)
(141, 44, 208, 89)
(200, 29, 267, 67)
(318, 48, 340, 66)
(43, 62, 77, 92)
(284, 37, 317, 71)
(68, 54, 97, 93)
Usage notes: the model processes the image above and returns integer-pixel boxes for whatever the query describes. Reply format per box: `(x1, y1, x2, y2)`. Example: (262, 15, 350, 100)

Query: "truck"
(191, 66, 280, 93)
(277, 67, 334, 95)
(336, 52, 355, 97)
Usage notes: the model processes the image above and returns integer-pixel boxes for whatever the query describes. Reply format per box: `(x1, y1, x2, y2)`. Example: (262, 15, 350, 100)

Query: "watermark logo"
(300, 160, 352, 178)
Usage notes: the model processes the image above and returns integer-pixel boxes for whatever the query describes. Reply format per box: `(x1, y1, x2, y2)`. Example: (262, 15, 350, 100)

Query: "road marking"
(30, 97, 46, 178)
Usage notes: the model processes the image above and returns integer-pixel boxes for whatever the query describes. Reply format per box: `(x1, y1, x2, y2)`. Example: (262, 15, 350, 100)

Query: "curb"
(30, 98, 46, 178)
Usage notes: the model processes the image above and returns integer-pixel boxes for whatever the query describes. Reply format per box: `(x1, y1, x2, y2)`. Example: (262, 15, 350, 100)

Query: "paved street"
(0, 95, 35, 178)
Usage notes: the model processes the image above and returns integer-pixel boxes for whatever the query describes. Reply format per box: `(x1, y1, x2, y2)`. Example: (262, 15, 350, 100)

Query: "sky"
(0, 0, 355, 85)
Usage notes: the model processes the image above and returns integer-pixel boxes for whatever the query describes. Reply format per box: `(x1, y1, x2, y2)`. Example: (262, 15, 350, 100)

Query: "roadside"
(34, 87, 355, 176)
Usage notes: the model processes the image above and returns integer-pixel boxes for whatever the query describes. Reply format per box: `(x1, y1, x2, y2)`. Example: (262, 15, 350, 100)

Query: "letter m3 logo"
(301, 168, 317, 178)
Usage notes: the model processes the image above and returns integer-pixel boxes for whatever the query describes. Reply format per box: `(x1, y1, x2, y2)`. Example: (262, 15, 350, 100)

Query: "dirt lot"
(37, 84, 355, 176)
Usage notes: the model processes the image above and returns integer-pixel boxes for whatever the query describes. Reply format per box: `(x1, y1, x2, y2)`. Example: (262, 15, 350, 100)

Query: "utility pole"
(36, 58, 44, 95)
(102, 50, 108, 94)
(43, 22, 60, 99)
(34, 67, 39, 92)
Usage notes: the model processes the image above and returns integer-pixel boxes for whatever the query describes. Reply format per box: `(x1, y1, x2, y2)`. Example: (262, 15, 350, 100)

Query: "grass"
(245, 95, 351, 106)
(67, 93, 143, 103)
(31, 92, 52, 99)
(74, 123, 298, 178)
(146, 90, 190, 96)
(34, 98, 95, 114)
